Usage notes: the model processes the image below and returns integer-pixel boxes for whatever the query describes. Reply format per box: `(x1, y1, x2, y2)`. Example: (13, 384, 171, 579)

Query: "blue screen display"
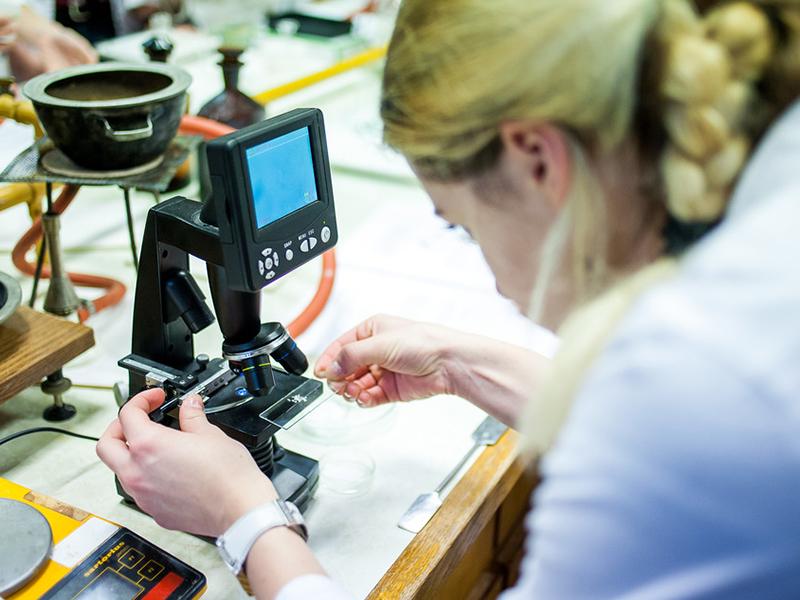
(246, 127, 318, 229)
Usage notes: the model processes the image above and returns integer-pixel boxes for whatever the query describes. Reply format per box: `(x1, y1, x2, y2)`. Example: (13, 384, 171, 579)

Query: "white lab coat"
(502, 102, 800, 598)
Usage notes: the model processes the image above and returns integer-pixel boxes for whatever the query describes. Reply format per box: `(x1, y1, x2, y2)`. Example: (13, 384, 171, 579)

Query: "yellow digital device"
(0, 478, 206, 599)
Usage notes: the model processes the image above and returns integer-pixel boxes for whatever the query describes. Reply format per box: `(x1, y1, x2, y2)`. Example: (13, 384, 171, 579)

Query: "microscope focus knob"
(196, 354, 210, 371)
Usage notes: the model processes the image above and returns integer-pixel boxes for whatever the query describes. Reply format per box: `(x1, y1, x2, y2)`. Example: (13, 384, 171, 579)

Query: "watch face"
(278, 501, 308, 542)
(279, 501, 303, 524)
(215, 537, 238, 571)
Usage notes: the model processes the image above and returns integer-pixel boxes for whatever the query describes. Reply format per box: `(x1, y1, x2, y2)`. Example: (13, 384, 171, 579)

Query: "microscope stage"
(204, 369, 324, 447)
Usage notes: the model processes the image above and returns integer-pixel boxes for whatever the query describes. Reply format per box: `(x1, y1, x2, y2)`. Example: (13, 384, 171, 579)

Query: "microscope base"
(270, 443, 319, 513)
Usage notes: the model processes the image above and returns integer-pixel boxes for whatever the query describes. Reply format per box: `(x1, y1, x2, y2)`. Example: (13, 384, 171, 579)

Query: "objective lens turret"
(222, 322, 308, 397)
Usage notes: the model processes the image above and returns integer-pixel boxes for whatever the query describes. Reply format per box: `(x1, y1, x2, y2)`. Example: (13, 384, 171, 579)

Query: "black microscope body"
(118, 108, 338, 511)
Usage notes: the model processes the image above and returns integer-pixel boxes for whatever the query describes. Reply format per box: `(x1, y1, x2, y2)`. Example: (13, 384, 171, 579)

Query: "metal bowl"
(0, 270, 22, 325)
(23, 62, 192, 171)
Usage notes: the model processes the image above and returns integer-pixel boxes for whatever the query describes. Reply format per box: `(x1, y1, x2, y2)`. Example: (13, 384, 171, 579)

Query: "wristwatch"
(216, 499, 308, 576)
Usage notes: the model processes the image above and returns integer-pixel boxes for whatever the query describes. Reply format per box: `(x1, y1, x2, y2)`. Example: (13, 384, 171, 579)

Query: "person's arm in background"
(0, 0, 21, 77)
(7, 5, 96, 81)
(315, 314, 549, 426)
(0, 15, 15, 51)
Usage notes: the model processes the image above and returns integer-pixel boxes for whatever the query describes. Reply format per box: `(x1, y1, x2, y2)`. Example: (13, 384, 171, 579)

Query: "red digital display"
(143, 572, 185, 600)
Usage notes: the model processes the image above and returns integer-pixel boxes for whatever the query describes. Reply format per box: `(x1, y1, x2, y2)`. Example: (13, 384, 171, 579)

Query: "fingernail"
(342, 389, 354, 401)
(328, 381, 345, 394)
(188, 395, 202, 409)
(356, 390, 373, 407)
(328, 360, 344, 378)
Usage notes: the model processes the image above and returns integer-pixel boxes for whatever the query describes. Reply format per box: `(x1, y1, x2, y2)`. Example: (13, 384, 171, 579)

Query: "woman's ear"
(499, 121, 572, 210)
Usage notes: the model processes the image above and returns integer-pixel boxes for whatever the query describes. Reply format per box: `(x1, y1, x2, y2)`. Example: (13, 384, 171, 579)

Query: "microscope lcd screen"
(246, 127, 319, 229)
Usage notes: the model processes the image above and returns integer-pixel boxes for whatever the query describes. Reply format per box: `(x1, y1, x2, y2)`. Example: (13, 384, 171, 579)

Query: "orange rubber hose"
(179, 114, 235, 138)
(10, 185, 127, 323)
(287, 249, 336, 338)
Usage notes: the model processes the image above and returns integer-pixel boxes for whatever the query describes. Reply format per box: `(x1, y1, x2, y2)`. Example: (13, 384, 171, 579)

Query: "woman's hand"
(8, 7, 97, 81)
(96, 388, 277, 538)
(315, 314, 551, 425)
(314, 314, 459, 407)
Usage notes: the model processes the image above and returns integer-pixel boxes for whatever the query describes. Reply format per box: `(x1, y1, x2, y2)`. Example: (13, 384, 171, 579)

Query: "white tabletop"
(0, 30, 556, 599)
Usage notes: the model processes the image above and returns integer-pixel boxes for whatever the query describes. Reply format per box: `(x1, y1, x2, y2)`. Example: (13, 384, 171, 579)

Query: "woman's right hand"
(315, 314, 550, 426)
(314, 314, 459, 407)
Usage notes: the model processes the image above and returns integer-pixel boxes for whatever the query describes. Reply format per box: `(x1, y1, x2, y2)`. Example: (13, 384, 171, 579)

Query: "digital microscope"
(118, 108, 338, 511)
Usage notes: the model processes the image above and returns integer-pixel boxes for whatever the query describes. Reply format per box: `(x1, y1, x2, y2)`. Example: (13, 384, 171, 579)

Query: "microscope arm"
(128, 197, 224, 392)
(207, 263, 261, 345)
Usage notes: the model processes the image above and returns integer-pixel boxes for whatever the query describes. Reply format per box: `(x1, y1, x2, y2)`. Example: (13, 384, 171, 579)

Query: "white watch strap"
(217, 500, 307, 575)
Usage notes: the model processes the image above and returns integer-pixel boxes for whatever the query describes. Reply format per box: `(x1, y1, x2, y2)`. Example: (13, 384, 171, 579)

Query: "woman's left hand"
(96, 388, 277, 538)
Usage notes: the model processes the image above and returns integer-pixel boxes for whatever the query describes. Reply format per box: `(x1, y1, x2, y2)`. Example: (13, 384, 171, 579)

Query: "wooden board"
(367, 429, 539, 599)
(0, 305, 95, 402)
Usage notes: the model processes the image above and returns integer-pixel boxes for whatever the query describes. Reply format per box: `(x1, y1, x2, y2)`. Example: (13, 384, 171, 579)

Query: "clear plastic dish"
(319, 449, 376, 496)
(298, 395, 396, 444)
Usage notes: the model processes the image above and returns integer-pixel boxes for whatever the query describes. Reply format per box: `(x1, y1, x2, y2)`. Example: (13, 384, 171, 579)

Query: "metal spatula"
(397, 415, 507, 533)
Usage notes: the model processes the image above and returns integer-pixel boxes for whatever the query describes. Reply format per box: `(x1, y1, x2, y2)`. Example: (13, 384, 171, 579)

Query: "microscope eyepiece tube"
(164, 270, 215, 334)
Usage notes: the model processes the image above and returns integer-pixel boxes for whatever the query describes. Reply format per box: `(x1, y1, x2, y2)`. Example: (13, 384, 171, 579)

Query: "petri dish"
(298, 395, 395, 444)
(319, 449, 376, 496)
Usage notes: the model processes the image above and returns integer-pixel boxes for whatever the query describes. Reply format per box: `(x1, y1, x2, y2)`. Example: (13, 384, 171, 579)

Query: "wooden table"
(368, 430, 539, 599)
(0, 305, 95, 403)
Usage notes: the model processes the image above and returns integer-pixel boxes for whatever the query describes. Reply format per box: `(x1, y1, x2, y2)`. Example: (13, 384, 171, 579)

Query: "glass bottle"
(198, 47, 265, 130)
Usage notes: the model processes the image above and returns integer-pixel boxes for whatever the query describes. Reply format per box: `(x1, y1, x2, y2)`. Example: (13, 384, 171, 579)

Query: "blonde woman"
(97, 0, 800, 598)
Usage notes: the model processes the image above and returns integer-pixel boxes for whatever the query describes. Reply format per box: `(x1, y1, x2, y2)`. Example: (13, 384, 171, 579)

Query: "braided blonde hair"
(381, 0, 800, 450)
(655, 0, 777, 222)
